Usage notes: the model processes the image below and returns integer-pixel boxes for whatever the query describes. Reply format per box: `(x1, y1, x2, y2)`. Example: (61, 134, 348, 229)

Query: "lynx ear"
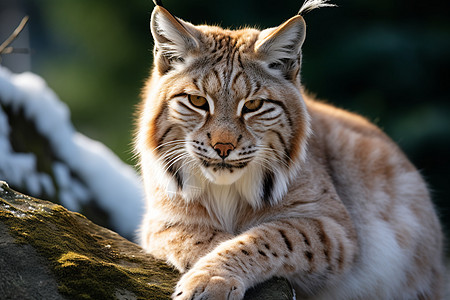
(255, 15, 306, 82)
(151, 6, 200, 74)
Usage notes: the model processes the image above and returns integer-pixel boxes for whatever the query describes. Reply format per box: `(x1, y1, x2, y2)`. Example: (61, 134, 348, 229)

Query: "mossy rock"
(0, 181, 294, 299)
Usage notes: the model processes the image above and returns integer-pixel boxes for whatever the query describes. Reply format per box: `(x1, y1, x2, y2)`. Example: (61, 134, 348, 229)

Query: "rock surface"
(0, 181, 294, 300)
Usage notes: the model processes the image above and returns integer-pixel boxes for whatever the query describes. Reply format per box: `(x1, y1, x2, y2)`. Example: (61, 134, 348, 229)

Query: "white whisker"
(154, 139, 189, 151)
(255, 146, 293, 168)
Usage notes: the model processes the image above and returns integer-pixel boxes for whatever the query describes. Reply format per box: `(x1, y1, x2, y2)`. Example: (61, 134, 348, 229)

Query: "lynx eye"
(243, 99, 263, 114)
(188, 95, 209, 110)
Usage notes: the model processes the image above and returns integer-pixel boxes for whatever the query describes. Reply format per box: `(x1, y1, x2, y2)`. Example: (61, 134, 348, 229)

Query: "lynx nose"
(213, 143, 235, 159)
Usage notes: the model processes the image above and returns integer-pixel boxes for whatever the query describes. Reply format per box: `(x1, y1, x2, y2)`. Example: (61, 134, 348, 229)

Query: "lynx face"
(168, 71, 302, 187)
(139, 7, 310, 207)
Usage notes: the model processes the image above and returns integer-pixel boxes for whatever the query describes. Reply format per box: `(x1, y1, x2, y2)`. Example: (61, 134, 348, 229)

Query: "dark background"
(1, 0, 449, 253)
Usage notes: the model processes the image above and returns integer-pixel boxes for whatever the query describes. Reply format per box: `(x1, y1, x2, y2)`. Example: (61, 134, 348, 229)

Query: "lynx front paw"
(172, 269, 245, 300)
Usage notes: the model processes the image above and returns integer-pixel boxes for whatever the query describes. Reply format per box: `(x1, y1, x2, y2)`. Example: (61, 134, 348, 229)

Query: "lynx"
(136, 1, 444, 299)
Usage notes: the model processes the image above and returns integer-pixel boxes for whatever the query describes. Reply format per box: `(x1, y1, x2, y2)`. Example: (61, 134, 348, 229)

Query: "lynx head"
(137, 1, 329, 208)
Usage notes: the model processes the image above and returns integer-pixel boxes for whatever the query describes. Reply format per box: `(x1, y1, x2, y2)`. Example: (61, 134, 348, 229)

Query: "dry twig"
(0, 16, 30, 57)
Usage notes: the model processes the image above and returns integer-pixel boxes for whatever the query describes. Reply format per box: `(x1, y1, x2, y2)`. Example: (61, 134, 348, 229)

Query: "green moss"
(0, 183, 179, 300)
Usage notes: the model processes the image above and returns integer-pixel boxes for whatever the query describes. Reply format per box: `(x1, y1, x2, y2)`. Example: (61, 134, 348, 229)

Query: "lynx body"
(136, 1, 444, 299)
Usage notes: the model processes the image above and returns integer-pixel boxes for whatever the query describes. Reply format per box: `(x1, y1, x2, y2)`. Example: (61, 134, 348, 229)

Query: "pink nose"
(213, 143, 235, 159)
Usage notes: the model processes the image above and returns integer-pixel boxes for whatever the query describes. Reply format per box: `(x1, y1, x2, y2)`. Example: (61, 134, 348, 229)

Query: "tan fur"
(136, 3, 444, 300)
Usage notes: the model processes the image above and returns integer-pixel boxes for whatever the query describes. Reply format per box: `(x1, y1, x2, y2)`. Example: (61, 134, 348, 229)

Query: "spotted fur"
(136, 2, 444, 299)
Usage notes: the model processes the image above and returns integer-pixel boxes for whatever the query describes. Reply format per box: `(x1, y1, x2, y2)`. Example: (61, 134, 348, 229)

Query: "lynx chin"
(135, 0, 444, 299)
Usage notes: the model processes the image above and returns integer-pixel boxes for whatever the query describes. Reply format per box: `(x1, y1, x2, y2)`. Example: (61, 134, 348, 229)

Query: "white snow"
(0, 66, 144, 239)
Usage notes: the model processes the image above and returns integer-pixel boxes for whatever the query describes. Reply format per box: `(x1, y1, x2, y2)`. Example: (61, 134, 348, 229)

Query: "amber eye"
(188, 95, 209, 110)
(243, 99, 263, 114)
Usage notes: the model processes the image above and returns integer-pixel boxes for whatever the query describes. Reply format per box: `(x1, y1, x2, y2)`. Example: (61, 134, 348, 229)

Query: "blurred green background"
(1, 0, 449, 244)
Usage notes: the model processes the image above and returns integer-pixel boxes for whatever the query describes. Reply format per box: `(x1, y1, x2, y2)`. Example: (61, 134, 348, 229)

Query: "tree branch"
(0, 16, 30, 56)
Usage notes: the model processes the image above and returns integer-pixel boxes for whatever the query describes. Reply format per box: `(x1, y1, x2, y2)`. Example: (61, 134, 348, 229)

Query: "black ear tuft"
(298, 0, 336, 15)
(153, 0, 164, 7)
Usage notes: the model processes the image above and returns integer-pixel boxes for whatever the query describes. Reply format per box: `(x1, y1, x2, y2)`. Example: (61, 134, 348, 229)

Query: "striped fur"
(136, 3, 444, 300)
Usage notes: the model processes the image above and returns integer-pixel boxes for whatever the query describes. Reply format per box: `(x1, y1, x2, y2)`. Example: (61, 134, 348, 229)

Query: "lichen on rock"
(0, 181, 178, 299)
(0, 181, 294, 300)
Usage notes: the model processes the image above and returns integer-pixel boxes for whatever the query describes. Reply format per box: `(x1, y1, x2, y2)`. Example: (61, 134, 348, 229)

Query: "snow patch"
(0, 66, 144, 238)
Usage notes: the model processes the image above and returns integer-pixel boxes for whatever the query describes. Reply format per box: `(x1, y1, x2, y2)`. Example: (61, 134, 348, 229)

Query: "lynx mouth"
(200, 159, 249, 172)
(197, 158, 249, 185)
